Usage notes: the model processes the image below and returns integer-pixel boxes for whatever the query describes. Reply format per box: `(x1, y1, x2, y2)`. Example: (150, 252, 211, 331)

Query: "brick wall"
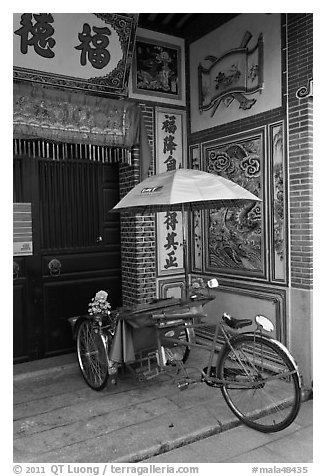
(287, 13, 313, 290)
(119, 105, 157, 305)
(119, 14, 313, 303)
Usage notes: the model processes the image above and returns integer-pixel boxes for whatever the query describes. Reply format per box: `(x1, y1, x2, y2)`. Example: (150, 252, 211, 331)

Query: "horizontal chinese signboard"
(13, 203, 33, 256)
(13, 13, 138, 96)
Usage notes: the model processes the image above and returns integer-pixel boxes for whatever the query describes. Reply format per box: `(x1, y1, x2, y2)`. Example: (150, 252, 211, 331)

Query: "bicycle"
(73, 292, 301, 434)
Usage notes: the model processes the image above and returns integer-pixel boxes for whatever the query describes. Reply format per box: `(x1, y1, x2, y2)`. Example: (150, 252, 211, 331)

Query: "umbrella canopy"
(112, 168, 261, 298)
(112, 168, 261, 213)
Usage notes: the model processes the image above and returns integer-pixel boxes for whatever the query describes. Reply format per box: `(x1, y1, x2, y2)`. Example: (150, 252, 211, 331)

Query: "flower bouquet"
(88, 290, 111, 317)
(88, 290, 117, 336)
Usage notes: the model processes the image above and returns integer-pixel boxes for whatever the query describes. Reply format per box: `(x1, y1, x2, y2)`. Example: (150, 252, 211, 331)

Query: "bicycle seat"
(222, 313, 252, 329)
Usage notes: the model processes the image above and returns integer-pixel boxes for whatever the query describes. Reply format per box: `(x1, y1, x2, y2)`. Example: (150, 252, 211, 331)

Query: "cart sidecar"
(69, 295, 214, 390)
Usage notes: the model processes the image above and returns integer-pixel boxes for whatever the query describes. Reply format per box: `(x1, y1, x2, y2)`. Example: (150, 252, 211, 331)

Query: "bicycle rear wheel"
(217, 334, 301, 432)
(76, 319, 109, 391)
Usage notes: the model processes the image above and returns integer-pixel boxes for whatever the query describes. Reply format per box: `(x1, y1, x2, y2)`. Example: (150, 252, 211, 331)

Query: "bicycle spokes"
(77, 320, 109, 391)
(218, 335, 301, 432)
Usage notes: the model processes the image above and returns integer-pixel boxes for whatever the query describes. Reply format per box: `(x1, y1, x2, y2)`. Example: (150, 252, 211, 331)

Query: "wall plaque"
(13, 13, 138, 96)
(13, 203, 33, 256)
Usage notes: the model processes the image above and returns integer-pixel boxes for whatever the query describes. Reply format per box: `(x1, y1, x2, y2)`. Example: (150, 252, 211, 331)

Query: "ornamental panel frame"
(269, 120, 288, 284)
(210, 279, 287, 344)
(129, 28, 186, 107)
(155, 107, 187, 277)
(189, 144, 204, 273)
(13, 13, 138, 97)
(157, 277, 186, 300)
(189, 13, 282, 133)
(202, 127, 268, 280)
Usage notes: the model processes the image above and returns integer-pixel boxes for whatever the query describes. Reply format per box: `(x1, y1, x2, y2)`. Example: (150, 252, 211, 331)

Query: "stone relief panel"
(189, 13, 282, 132)
(203, 130, 266, 279)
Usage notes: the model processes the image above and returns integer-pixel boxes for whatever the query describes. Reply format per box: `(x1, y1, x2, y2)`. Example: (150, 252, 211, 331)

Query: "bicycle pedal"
(177, 378, 196, 390)
(177, 380, 189, 390)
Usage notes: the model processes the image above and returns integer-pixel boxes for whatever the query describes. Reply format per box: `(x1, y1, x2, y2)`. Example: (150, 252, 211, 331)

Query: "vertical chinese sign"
(155, 108, 186, 277)
(13, 13, 138, 96)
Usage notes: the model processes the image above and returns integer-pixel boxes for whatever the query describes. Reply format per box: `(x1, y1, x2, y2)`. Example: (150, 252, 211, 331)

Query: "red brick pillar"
(287, 13, 313, 387)
(118, 106, 156, 306)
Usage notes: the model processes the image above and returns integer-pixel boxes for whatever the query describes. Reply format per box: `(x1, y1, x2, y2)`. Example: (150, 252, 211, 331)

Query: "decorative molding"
(296, 78, 313, 99)
(13, 81, 143, 149)
(189, 144, 203, 272)
(269, 121, 288, 284)
(189, 144, 201, 170)
(198, 31, 264, 117)
(157, 276, 185, 299)
(213, 279, 287, 343)
(191, 210, 203, 272)
(189, 14, 282, 133)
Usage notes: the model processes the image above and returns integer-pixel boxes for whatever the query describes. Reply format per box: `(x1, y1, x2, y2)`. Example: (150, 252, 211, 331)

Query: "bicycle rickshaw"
(70, 169, 301, 433)
(69, 279, 301, 434)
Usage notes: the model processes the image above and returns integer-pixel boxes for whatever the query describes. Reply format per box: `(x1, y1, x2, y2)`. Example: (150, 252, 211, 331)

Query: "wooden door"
(13, 140, 122, 362)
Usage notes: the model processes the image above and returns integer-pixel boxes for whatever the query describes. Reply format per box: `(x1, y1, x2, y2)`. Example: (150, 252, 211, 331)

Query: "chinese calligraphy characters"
(75, 24, 112, 69)
(164, 212, 179, 269)
(162, 114, 178, 171)
(15, 14, 112, 69)
(161, 114, 182, 270)
(14, 13, 56, 58)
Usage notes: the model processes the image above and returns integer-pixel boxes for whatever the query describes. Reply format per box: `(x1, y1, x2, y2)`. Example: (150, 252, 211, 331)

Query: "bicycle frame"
(72, 305, 300, 390)
(73, 302, 302, 433)
(154, 317, 300, 389)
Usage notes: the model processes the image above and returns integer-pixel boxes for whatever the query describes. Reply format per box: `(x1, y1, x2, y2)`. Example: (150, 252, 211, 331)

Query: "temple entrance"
(13, 139, 122, 362)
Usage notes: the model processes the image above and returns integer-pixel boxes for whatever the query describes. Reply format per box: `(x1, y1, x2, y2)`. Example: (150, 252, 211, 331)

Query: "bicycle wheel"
(217, 334, 301, 432)
(76, 319, 109, 391)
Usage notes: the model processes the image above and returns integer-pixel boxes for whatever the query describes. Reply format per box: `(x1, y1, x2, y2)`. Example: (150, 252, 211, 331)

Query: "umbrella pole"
(182, 204, 189, 299)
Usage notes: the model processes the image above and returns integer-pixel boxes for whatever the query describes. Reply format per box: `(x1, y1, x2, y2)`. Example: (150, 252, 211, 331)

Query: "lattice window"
(13, 139, 122, 252)
(38, 158, 102, 250)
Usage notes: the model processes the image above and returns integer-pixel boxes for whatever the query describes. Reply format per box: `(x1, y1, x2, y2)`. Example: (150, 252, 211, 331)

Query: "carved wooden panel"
(269, 121, 287, 283)
(202, 129, 266, 279)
